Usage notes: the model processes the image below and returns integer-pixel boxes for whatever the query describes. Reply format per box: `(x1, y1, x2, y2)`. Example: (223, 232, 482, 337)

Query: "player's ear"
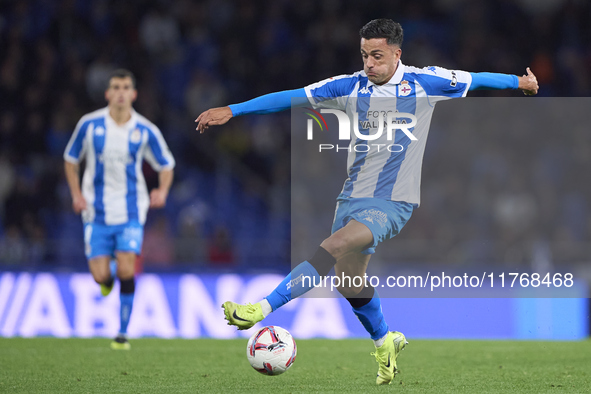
(131, 89, 138, 102)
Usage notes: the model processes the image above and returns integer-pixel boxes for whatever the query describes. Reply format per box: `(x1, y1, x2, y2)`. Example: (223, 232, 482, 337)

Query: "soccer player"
(196, 19, 538, 384)
(64, 69, 175, 350)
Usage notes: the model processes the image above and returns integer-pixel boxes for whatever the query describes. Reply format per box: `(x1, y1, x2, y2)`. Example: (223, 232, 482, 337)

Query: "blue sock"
(352, 291, 389, 340)
(265, 261, 321, 311)
(119, 277, 135, 335)
(109, 259, 117, 278)
(119, 293, 134, 335)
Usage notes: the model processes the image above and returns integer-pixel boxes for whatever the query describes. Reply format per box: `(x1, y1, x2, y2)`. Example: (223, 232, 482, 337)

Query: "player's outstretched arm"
(195, 88, 308, 133)
(469, 68, 538, 95)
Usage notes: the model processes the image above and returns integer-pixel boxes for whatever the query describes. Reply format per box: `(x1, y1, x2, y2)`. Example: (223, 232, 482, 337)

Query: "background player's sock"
(347, 286, 389, 341)
(104, 259, 117, 288)
(109, 259, 117, 277)
(264, 246, 336, 312)
(119, 278, 135, 334)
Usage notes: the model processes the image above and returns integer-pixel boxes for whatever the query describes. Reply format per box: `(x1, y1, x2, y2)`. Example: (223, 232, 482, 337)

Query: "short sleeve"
(144, 124, 175, 171)
(304, 74, 360, 110)
(413, 67, 472, 103)
(64, 118, 90, 163)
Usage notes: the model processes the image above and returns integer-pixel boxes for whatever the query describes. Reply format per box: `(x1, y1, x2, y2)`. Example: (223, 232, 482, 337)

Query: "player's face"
(360, 38, 401, 85)
(105, 77, 137, 109)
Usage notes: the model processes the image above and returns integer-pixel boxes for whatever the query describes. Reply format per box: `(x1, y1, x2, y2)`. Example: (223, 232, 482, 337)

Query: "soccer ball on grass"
(246, 326, 297, 375)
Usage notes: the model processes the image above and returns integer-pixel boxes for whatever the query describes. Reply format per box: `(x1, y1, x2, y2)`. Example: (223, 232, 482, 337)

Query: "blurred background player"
(64, 69, 175, 349)
(196, 19, 538, 384)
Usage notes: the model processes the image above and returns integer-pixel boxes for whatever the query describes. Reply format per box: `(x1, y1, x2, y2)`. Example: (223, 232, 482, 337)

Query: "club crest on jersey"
(399, 81, 412, 97)
(130, 128, 142, 143)
(95, 126, 105, 136)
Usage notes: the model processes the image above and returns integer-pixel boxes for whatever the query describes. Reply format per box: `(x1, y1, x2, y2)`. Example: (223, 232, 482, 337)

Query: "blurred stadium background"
(0, 0, 589, 340)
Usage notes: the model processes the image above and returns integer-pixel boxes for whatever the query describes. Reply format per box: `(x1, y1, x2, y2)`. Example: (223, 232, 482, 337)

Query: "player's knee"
(92, 271, 110, 284)
(320, 235, 349, 260)
(116, 265, 134, 280)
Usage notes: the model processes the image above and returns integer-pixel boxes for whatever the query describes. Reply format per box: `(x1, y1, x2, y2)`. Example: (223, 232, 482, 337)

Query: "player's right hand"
(195, 106, 233, 133)
(72, 194, 87, 214)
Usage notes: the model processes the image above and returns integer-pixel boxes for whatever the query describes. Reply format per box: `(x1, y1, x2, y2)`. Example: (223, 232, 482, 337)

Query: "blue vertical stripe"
(145, 126, 169, 167)
(126, 127, 141, 222)
(373, 75, 417, 199)
(342, 78, 371, 196)
(67, 120, 91, 159)
(93, 119, 106, 224)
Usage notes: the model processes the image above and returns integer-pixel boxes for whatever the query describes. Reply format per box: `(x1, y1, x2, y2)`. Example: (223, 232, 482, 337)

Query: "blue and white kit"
(305, 61, 472, 205)
(64, 107, 175, 258)
(229, 62, 518, 248)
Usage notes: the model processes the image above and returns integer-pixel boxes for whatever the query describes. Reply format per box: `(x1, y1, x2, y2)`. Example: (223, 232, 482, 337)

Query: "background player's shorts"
(331, 194, 415, 255)
(83, 221, 144, 259)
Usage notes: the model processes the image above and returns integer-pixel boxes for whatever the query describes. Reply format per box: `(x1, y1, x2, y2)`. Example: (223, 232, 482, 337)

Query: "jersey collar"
(366, 60, 405, 87)
(106, 107, 137, 129)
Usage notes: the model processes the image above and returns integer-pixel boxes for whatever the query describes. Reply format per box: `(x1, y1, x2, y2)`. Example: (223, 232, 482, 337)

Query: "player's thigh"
(88, 256, 111, 283)
(116, 252, 136, 279)
(114, 221, 143, 279)
(114, 221, 143, 255)
(334, 252, 371, 297)
(320, 219, 373, 259)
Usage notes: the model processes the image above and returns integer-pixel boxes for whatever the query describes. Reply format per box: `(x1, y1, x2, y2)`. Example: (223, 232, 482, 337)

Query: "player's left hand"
(518, 67, 539, 95)
(149, 188, 168, 208)
(195, 106, 233, 133)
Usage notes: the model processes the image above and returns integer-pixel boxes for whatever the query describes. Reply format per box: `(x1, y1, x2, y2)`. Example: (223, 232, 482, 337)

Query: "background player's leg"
(336, 252, 389, 344)
(88, 256, 111, 284)
(116, 251, 136, 336)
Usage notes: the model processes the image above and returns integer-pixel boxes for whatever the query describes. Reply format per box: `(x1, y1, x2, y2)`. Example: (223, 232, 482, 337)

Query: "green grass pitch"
(1, 338, 589, 393)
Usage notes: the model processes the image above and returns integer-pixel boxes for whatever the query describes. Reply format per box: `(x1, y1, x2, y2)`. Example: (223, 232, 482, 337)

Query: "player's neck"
(109, 106, 133, 126)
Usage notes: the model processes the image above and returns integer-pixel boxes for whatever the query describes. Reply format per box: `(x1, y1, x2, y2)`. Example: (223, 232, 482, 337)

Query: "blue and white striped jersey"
(64, 107, 175, 225)
(305, 61, 471, 205)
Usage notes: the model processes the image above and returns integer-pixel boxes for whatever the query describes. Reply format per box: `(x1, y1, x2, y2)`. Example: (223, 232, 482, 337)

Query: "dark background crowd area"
(1, 0, 591, 273)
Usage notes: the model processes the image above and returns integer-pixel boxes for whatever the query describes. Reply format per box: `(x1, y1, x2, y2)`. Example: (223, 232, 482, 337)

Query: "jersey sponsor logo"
(427, 66, 437, 74)
(98, 152, 133, 164)
(358, 86, 372, 95)
(450, 71, 458, 87)
(307, 109, 417, 142)
(399, 81, 412, 96)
